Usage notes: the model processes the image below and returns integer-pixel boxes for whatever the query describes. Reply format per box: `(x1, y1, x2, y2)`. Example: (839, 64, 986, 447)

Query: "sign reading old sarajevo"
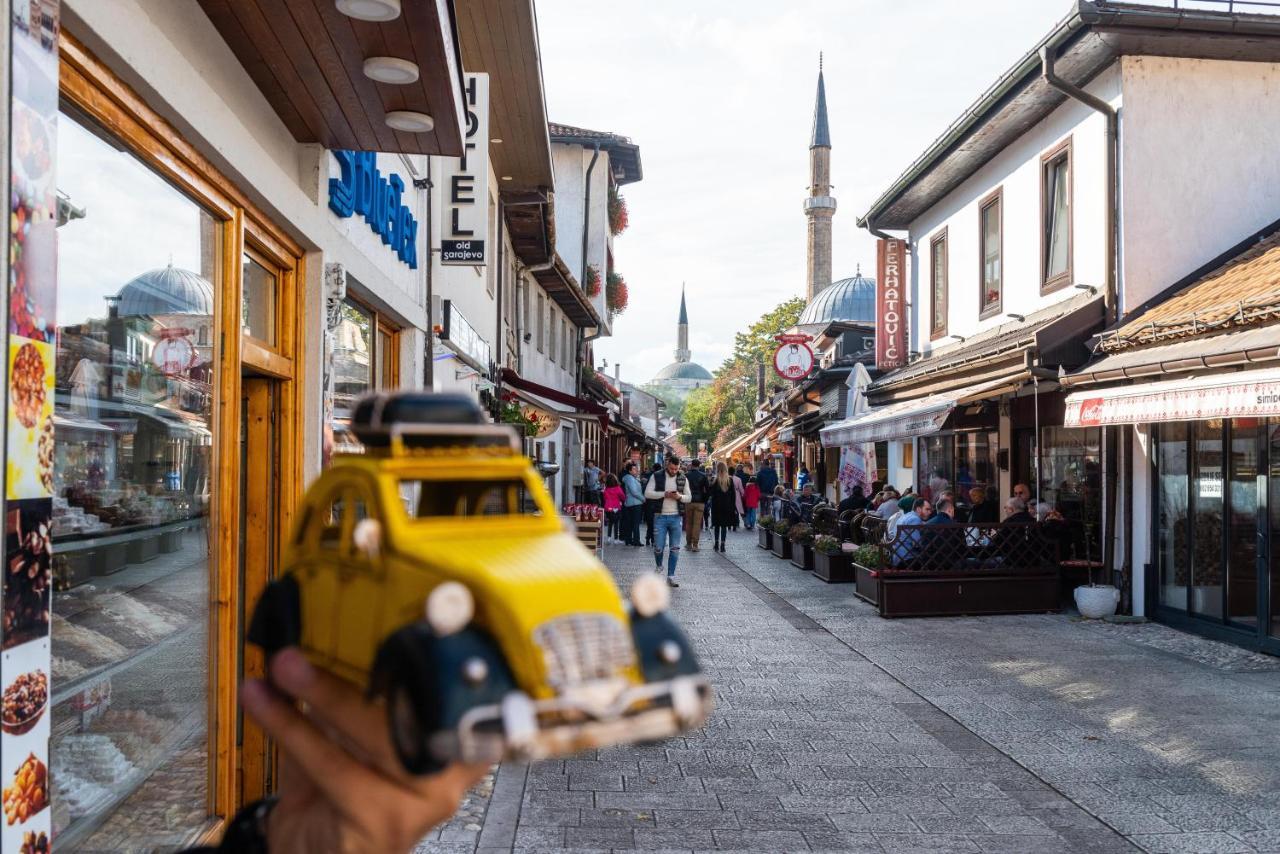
(329, 151, 419, 268)
(441, 73, 490, 265)
(876, 238, 907, 371)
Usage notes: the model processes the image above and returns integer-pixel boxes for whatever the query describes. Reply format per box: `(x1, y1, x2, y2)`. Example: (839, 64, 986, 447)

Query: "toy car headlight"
(426, 582, 474, 636)
(630, 574, 669, 618)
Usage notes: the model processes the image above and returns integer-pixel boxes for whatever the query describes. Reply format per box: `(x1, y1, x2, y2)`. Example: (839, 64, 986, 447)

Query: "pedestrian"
(602, 473, 624, 544)
(743, 476, 761, 530)
(730, 466, 745, 531)
(798, 463, 811, 490)
(708, 462, 737, 552)
(684, 459, 709, 552)
(644, 456, 691, 587)
(621, 462, 645, 546)
(643, 462, 661, 546)
(756, 458, 779, 498)
(583, 458, 602, 506)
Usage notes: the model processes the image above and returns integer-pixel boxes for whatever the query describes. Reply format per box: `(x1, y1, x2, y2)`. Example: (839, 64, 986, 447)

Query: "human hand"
(240, 648, 489, 854)
(665, 491, 678, 499)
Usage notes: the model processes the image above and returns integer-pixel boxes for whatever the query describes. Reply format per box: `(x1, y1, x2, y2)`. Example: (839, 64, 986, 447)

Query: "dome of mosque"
(653, 361, 713, 381)
(797, 273, 876, 326)
(115, 264, 214, 316)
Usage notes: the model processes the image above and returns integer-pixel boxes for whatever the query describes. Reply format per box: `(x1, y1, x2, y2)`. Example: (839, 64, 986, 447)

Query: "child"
(743, 476, 761, 530)
(602, 473, 625, 544)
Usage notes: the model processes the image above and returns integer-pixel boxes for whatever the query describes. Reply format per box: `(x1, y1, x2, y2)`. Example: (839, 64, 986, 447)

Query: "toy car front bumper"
(451, 675, 712, 762)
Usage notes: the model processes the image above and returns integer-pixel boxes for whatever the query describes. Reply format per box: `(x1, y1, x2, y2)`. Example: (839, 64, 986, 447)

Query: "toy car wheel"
(387, 677, 444, 775)
(246, 575, 302, 656)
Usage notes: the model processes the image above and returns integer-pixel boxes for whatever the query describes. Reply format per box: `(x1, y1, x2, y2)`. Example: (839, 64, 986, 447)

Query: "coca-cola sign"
(876, 238, 907, 371)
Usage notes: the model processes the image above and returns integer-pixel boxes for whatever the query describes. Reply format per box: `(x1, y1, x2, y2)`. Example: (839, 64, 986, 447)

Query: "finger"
(267, 649, 400, 770)
(407, 761, 492, 824)
(241, 679, 397, 811)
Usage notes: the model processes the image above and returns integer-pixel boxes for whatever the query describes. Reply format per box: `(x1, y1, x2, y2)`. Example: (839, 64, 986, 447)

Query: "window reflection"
(51, 110, 213, 850)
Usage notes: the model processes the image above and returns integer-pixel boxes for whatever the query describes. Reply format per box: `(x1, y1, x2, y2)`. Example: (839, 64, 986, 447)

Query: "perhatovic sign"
(876, 238, 907, 371)
(441, 73, 490, 265)
(329, 150, 419, 269)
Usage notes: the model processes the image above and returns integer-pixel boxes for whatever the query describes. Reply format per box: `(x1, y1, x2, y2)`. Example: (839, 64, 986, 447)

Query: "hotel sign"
(441, 73, 490, 265)
(876, 238, 907, 371)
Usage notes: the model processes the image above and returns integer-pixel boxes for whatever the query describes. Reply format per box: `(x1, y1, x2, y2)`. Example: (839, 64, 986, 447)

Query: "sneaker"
(654, 564, 664, 573)
(667, 578, 679, 588)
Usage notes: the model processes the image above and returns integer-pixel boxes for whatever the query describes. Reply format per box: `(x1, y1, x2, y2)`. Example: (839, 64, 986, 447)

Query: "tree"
(696, 297, 808, 452)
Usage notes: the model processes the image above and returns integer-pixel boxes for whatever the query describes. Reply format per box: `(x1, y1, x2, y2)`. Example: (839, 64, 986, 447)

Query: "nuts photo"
(20, 830, 49, 854)
(2, 670, 47, 735)
(3, 500, 52, 650)
(36, 416, 53, 493)
(2, 753, 48, 825)
(11, 342, 47, 429)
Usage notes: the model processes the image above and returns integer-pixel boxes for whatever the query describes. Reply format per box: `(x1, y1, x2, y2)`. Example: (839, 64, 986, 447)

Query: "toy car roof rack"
(351, 392, 519, 452)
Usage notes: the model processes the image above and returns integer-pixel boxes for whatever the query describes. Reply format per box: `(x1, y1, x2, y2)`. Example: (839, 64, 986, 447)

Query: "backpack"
(649, 470, 687, 514)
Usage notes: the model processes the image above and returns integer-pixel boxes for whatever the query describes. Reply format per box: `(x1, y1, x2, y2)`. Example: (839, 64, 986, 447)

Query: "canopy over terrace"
(710, 419, 776, 462)
(820, 374, 1026, 447)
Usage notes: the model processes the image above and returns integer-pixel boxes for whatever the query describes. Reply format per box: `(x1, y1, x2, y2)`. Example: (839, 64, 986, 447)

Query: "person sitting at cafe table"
(837, 485, 867, 515)
(920, 496, 962, 569)
(793, 483, 820, 521)
(965, 485, 998, 524)
(890, 497, 933, 566)
(988, 496, 1036, 561)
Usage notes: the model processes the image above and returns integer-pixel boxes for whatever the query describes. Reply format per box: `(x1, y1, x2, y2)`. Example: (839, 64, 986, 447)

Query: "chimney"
(614, 363, 621, 382)
(622, 390, 631, 423)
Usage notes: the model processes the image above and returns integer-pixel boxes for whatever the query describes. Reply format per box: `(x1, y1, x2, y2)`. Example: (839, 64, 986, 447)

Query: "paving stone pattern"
(418, 530, 1280, 853)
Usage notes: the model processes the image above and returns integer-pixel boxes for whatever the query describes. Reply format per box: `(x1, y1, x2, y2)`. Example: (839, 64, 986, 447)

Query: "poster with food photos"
(3, 1, 59, 852)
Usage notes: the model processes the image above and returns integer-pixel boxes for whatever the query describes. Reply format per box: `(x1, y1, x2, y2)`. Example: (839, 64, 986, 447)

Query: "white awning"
(1063, 367, 1280, 427)
(820, 375, 1025, 447)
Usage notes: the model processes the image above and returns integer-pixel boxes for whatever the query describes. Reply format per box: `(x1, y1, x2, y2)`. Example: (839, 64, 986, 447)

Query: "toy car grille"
(533, 614, 635, 689)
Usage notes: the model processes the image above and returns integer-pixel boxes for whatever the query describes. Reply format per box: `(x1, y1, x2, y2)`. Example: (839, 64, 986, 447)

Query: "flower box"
(758, 526, 772, 550)
(771, 535, 792, 559)
(791, 543, 814, 571)
(853, 562, 880, 605)
(813, 549, 855, 583)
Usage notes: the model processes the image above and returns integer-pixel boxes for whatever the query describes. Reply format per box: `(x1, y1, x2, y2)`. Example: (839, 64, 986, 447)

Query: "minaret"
(675, 283, 690, 363)
(804, 54, 836, 301)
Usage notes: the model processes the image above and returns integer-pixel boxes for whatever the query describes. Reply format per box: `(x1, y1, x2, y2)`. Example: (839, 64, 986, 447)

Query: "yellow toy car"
(248, 392, 711, 773)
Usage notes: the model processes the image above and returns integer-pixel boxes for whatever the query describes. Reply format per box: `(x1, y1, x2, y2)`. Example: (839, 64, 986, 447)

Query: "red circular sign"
(773, 340, 815, 380)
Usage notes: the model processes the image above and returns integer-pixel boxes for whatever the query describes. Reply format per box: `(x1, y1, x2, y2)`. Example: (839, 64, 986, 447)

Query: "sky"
(536, 0, 1079, 385)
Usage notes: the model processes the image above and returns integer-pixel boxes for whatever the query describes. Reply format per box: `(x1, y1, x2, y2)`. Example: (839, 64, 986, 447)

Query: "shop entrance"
(1152, 419, 1279, 653)
(237, 376, 280, 804)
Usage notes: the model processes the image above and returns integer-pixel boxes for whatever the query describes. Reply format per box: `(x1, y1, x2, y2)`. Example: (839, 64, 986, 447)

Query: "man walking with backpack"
(684, 459, 709, 551)
(645, 456, 692, 587)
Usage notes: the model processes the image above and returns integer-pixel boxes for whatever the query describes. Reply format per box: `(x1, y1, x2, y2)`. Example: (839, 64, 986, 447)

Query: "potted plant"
(771, 519, 793, 559)
(583, 264, 601, 297)
(1070, 558, 1121, 617)
(606, 271, 628, 315)
(757, 516, 774, 550)
(608, 186, 629, 235)
(812, 534, 854, 583)
(851, 543, 885, 605)
(789, 523, 814, 571)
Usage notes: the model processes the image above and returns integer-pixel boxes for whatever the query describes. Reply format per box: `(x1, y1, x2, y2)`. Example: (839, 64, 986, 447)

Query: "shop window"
(242, 248, 277, 344)
(979, 188, 1002, 316)
(917, 434, 954, 501)
(1192, 420, 1225, 617)
(1038, 426, 1102, 562)
(333, 295, 401, 416)
(51, 108, 218, 848)
(930, 229, 947, 339)
(1041, 139, 1072, 292)
(1268, 421, 1280, 640)
(1155, 423, 1190, 610)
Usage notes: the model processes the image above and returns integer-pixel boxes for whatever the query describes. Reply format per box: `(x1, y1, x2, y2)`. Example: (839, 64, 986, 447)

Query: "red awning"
(1063, 367, 1280, 427)
(499, 368, 609, 431)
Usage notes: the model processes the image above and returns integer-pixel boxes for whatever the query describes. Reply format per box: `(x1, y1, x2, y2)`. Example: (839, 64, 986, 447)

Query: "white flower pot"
(1074, 584, 1120, 619)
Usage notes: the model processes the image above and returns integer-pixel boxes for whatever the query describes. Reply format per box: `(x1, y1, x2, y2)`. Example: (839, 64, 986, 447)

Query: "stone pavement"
(418, 528, 1280, 854)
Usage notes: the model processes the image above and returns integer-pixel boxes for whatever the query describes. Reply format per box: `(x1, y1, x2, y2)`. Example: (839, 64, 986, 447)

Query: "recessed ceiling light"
(500, 175, 513, 181)
(335, 0, 401, 22)
(386, 111, 435, 133)
(363, 56, 419, 85)
(491, 137, 504, 144)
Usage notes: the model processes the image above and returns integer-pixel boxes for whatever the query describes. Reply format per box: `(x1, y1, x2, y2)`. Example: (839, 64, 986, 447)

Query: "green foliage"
(812, 534, 842, 555)
(851, 543, 885, 568)
(788, 523, 814, 546)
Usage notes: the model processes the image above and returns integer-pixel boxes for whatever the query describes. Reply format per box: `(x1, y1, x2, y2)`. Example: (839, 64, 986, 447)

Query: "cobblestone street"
(418, 530, 1280, 854)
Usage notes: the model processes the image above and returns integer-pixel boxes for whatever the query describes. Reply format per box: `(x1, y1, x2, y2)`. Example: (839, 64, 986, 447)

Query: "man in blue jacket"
(755, 458, 779, 500)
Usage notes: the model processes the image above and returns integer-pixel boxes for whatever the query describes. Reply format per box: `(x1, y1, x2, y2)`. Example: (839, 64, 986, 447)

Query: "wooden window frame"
(536, 292, 545, 353)
(978, 187, 1004, 320)
(60, 29, 306, 835)
(377, 318, 401, 390)
(1040, 137, 1074, 295)
(929, 228, 948, 340)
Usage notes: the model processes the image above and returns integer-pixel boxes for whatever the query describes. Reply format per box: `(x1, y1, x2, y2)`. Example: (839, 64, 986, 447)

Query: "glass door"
(1269, 421, 1280, 642)
(1226, 419, 1259, 628)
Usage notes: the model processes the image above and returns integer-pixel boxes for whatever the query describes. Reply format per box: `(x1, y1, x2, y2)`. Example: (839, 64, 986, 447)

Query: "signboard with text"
(441, 73, 490, 265)
(875, 238, 908, 371)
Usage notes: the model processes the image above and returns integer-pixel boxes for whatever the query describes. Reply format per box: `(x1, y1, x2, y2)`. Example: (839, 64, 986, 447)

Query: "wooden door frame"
(60, 31, 307, 836)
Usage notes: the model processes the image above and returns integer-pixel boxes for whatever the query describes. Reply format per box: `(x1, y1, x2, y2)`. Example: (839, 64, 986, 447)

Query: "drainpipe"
(1042, 44, 1121, 589)
(414, 163, 434, 390)
(1041, 45, 1117, 326)
(581, 143, 601, 286)
(494, 197, 505, 371)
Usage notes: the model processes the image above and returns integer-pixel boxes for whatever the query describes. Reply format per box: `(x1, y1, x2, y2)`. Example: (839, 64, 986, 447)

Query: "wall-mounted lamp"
(1074, 284, 1098, 294)
(1005, 313, 1026, 322)
(950, 334, 966, 343)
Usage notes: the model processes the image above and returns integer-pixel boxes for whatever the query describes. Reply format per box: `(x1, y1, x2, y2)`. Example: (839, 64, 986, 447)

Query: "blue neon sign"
(328, 150, 419, 269)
